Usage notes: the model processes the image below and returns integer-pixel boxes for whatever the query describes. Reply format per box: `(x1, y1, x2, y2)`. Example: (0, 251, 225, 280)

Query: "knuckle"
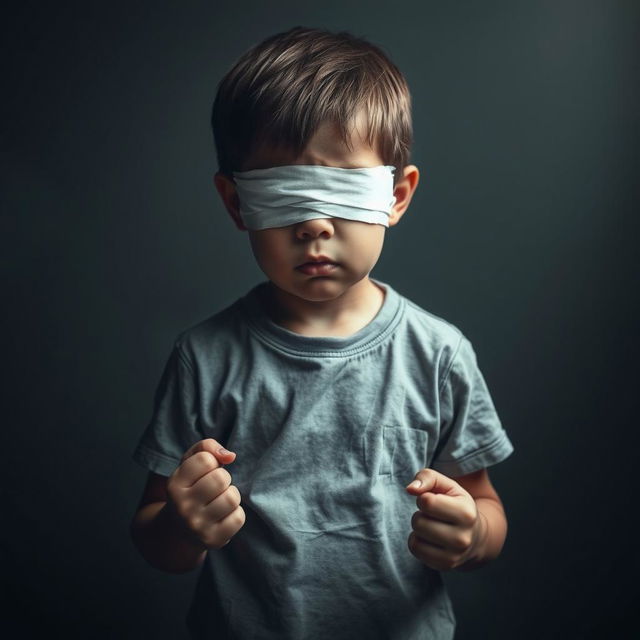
(224, 487, 239, 509)
(230, 485, 242, 507)
(454, 534, 471, 551)
(215, 467, 232, 486)
(461, 509, 476, 527)
(185, 513, 201, 533)
(410, 511, 422, 529)
(194, 450, 217, 467)
(168, 490, 188, 516)
(421, 468, 434, 481)
(234, 506, 246, 528)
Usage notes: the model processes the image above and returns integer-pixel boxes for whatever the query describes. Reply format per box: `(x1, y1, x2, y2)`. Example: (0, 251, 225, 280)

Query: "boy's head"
(211, 26, 419, 306)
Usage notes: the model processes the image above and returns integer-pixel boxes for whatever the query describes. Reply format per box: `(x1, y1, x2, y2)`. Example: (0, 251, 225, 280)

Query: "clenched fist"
(406, 468, 481, 572)
(165, 438, 246, 550)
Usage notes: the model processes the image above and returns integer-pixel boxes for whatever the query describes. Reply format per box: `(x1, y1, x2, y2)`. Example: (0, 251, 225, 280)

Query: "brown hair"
(211, 26, 413, 187)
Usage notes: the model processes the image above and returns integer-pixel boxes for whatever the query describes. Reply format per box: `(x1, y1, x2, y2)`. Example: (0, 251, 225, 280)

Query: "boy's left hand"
(405, 468, 482, 571)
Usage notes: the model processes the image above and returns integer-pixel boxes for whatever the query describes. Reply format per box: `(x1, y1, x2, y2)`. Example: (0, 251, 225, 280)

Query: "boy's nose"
(295, 217, 335, 240)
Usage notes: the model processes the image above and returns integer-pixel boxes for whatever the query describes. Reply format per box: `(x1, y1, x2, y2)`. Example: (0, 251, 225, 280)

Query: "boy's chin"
(269, 277, 368, 302)
(277, 281, 343, 300)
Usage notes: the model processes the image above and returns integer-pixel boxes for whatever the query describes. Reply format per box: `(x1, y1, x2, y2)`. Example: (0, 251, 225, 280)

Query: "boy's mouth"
(295, 255, 340, 275)
(296, 255, 338, 268)
(296, 262, 339, 275)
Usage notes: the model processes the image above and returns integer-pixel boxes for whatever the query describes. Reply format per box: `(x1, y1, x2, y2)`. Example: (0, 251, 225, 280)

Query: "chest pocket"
(378, 425, 429, 484)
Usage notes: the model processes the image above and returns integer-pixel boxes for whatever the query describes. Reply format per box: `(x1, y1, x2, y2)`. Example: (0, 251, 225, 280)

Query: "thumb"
(405, 468, 465, 497)
(181, 438, 236, 466)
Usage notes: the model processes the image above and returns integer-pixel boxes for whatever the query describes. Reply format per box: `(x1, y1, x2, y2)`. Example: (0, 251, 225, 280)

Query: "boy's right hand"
(166, 438, 245, 550)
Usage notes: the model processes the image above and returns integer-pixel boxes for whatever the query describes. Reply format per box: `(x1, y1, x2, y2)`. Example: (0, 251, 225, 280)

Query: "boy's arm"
(130, 471, 208, 574)
(451, 468, 508, 572)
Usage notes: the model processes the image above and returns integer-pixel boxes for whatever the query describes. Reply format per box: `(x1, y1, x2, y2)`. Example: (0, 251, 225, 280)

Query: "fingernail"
(217, 447, 233, 455)
(408, 480, 422, 489)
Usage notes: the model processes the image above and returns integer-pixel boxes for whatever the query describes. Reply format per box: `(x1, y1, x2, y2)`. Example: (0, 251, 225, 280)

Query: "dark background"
(3, 0, 638, 637)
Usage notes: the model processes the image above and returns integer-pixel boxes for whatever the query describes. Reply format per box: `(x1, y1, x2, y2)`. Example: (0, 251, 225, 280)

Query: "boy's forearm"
(130, 502, 208, 574)
(455, 497, 508, 572)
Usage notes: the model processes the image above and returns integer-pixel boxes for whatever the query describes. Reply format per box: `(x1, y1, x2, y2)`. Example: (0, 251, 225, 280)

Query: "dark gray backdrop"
(3, 0, 638, 638)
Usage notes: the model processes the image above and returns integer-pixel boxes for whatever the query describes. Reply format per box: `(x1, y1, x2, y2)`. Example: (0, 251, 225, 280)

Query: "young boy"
(130, 26, 514, 640)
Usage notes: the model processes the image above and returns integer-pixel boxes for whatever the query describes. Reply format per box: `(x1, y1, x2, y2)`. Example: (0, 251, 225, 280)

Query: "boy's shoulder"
(397, 287, 466, 351)
(171, 292, 247, 364)
(394, 289, 479, 386)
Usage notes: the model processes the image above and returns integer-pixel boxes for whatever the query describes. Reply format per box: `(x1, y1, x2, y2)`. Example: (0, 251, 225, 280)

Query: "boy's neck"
(260, 277, 386, 338)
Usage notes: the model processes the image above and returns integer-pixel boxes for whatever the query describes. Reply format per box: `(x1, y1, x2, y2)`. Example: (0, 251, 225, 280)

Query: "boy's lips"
(296, 262, 339, 275)
(296, 254, 338, 268)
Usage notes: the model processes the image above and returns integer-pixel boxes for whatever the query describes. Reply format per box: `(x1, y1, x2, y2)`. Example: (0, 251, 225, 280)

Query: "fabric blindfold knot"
(231, 164, 397, 230)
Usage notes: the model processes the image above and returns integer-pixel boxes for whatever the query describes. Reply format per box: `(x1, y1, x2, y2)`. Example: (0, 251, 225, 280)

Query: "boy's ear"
(213, 172, 248, 231)
(389, 165, 420, 227)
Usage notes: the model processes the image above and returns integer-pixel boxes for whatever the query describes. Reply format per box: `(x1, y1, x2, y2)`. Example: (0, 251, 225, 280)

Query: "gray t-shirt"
(132, 278, 514, 640)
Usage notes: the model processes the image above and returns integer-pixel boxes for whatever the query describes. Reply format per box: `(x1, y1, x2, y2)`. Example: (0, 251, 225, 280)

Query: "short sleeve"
(431, 335, 514, 477)
(131, 341, 203, 477)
